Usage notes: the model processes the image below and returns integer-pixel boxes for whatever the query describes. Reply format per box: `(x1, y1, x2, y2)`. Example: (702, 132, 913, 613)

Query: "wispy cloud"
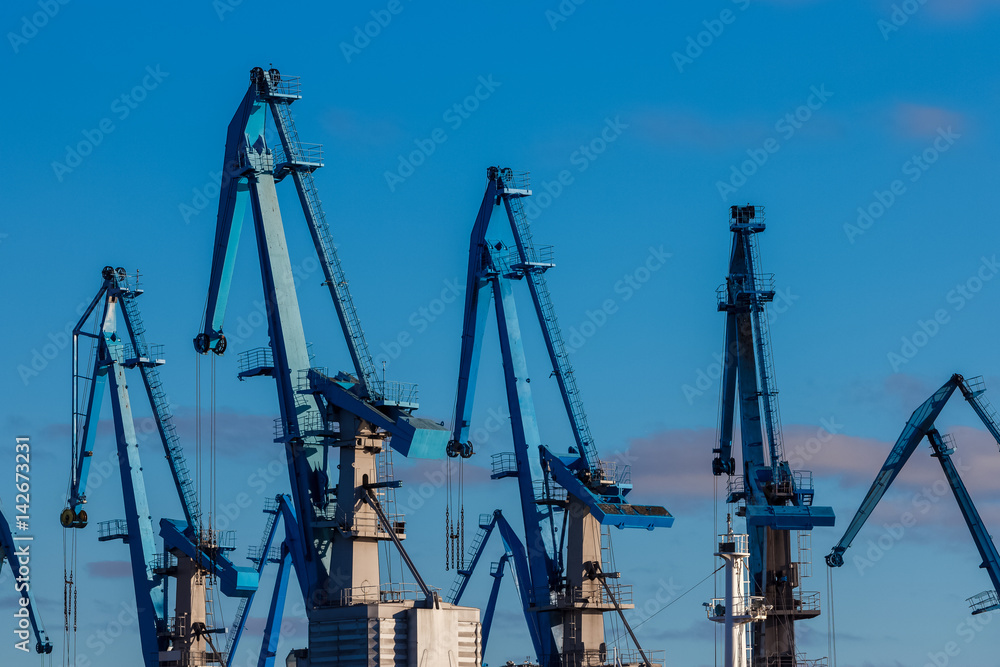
(892, 103, 967, 139)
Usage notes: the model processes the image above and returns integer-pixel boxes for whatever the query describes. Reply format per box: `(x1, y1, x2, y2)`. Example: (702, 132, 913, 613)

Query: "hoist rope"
(826, 565, 838, 666)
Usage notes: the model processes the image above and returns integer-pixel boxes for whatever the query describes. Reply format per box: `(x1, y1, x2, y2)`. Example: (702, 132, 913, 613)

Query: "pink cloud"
(86, 560, 132, 578)
(893, 103, 966, 139)
(922, 0, 1000, 21)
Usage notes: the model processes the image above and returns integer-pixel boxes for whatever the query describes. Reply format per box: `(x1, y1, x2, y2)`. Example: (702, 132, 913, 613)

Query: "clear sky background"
(3, 1, 1000, 665)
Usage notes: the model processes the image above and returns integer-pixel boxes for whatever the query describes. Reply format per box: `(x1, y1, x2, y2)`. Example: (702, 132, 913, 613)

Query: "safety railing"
(336, 582, 439, 607)
(247, 545, 282, 564)
(381, 380, 419, 406)
(97, 519, 129, 541)
(533, 480, 568, 504)
(274, 141, 324, 168)
(563, 581, 633, 607)
(705, 594, 769, 620)
(150, 553, 178, 574)
(239, 347, 273, 374)
(558, 648, 665, 667)
(968, 589, 1000, 614)
(770, 590, 820, 613)
(492, 452, 518, 477)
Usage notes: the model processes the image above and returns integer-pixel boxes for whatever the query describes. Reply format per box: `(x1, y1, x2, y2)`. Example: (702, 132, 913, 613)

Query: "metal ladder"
(268, 95, 381, 399)
(224, 501, 281, 660)
(117, 284, 202, 529)
(747, 233, 784, 465)
(447, 515, 493, 603)
(504, 189, 600, 470)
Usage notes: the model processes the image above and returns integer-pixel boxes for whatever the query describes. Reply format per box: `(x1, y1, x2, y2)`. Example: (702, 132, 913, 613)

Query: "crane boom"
(826, 376, 958, 566)
(827, 373, 1000, 616)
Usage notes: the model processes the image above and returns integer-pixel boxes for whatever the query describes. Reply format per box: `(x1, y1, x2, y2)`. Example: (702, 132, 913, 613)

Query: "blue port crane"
(0, 504, 52, 654)
(447, 167, 674, 667)
(826, 373, 1000, 615)
(61, 266, 257, 667)
(193, 67, 454, 663)
(712, 205, 835, 665)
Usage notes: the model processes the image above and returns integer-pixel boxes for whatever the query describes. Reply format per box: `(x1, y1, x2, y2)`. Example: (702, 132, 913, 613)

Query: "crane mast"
(194, 67, 479, 666)
(61, 267, 258, 667)
(713, 205, 835, 667)
(448, 167, 673, 667)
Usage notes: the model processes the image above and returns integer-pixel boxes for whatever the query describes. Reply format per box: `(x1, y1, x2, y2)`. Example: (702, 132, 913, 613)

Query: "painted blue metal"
(105, 318, 167, 666)
(64, 269, 263, 667)
(926, 429, 1000, 613)
(449, 515, 497, 605)
(226, 500, 282, 666)
(713, 206, 835, 663)
(540, 450, 673, 530)
(114, 275, 201, 529)
(826, 377, 957, 566)
(195, 72, 448, 656)
(159, 520, 258, 598)
(0, 507, 52, 654)
(482, 554, 509, 655)
(827, 373, 1000, 598)
(492, 510, 544, 659)
(450, 168, 672, 666)
(258, 545, 293, 667)
(305, 369, 449, 459)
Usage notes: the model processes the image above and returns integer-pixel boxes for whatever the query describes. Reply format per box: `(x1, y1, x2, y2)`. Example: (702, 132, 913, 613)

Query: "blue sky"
(4, 1, 1000, 665)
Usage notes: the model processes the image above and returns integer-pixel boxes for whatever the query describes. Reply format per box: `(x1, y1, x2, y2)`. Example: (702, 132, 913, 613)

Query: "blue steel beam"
(258, 545, 293, 667)
(451, 168, 673, 666)
(449, 178, 500, 456)
(827, 377, 958, 566)
(926, 429, 1000, 607)
(159, 520, 258, 598)
(0, 507, 52, 654)
(494, 512, 544, 660)
(492, 273, 560, 613)
(482, 554, 509, 656)
(197, 84, 265, 351)
(497, 178, 599, 471)
(449, 515, 497, 605)
(105, 323, 167, 665)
